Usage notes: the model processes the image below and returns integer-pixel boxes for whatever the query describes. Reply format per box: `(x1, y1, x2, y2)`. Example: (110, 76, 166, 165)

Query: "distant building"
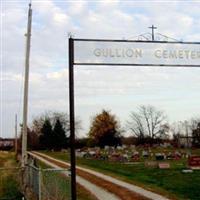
(0, 138, 15, 150)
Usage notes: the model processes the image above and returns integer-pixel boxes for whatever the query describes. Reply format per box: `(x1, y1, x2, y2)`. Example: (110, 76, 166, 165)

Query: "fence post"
(38, 167, 42, 200)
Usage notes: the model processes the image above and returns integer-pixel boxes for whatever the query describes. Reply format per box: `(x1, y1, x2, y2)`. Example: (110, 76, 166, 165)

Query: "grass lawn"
(0, 151, 23, 200)
(43, 150, 200, 200)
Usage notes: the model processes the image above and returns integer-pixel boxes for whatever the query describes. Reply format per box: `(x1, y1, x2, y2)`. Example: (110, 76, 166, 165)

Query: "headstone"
(150, 153, 154, 157)
(159, 162, 170, 169)
(100, 153, 108, 160)
(133, 151, 139, 156)
(188, 156, 200, 169)
(155, 153, 164, 160)
(117, 146, 123, 150)
(186, 151, 191, 159)
(122, 154, 128, 162)
(130, 145, 135, 149)
(174, 151, 181, 158)
(163, 142, 171, 148)
(123, 153, 128, 159)
(94, 147, 100, 151)
(182, 169, 193, 173)
(145, 161, 158, 168)
(142, 150, 149, 158)
(110, 153, 121, 162)
(89, 151, 95, 155)
(61, 149, 68, 153)
(167, 152, 173, 160)
(104, 146, 109, 150)
(131, 151, 140, 161)
(77, 151, 87, 158)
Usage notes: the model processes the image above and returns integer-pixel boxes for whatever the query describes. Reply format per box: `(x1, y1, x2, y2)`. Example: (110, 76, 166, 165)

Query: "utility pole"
(22, 3, 32, 167)
(148, 25, 157, 41)
(15, 114, 18, 155)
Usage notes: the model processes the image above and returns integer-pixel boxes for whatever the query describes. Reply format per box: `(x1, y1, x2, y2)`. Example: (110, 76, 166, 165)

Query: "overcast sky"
(1, 0, 200, 138)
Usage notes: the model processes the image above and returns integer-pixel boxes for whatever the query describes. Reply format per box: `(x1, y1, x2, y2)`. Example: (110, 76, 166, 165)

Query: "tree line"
(25, 111, 81, 150)
(24, 106, 200, 150)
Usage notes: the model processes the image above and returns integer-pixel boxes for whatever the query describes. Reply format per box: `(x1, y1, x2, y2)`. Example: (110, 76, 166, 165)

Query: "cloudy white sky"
(1, 0, 200, 138)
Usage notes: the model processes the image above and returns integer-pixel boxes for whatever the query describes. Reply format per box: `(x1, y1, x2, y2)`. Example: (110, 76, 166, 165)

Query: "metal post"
(152, 26, 155, 41)
(22, 3, 32, 167)
(38, 167, 42, 200)
(15, 114, 18, 156)
(68, 37, 76, 200)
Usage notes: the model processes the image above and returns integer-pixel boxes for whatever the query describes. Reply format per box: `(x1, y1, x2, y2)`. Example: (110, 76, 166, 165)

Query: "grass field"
(43, 149, 200, 200)
(0, 151, 23, 200)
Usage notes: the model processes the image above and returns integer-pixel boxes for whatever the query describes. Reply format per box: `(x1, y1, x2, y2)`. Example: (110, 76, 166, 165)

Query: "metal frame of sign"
(68, 37, 200, 200)
(73, 38, 200, 67)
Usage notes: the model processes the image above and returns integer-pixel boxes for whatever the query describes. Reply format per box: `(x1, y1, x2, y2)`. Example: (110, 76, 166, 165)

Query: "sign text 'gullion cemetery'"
(74, 41, 200, 66)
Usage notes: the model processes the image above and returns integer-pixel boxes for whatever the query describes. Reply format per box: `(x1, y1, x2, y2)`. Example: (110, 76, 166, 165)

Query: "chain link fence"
(24, 165, 71, 200)
(40, 168, 71, 200)
(0, 165, 71, 200)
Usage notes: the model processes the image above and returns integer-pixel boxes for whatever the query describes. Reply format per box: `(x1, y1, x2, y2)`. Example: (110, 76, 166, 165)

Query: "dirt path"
(29, 151, 171, 200)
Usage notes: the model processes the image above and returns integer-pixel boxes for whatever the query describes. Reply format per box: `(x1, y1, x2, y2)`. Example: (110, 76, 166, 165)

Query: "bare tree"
(126, 112, 145, 139)
(192, 122, 200, 147)
(127, 105, 168, 139)
(171, 118, 200, 139)
(170, 117, 200, 147)
(189, 117, 200, 132)
(170, 121, 182, 143)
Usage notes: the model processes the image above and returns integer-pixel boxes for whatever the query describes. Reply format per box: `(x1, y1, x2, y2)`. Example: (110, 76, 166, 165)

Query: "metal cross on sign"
(148, 25, 157, 41)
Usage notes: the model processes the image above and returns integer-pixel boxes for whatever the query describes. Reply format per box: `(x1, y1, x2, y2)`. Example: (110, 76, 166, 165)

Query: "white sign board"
(74, 40, 200, 66)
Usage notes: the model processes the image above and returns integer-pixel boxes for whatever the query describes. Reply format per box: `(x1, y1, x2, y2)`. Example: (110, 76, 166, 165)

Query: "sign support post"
(68, 37, 76, 200)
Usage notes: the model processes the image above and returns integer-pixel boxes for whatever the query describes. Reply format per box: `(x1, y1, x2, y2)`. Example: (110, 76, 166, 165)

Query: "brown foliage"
(89, 110, 121, 147)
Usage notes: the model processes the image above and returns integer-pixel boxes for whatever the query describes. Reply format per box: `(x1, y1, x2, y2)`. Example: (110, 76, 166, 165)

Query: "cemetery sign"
(69, 37, 200, 199)
(74, 39, 200, 67)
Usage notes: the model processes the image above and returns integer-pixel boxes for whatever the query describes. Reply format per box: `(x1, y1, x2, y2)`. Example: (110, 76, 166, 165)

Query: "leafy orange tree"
(89, 110, 121, 147)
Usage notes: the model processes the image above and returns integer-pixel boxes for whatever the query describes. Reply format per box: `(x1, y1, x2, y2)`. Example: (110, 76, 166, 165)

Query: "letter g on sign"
(94, 48, 101, 57)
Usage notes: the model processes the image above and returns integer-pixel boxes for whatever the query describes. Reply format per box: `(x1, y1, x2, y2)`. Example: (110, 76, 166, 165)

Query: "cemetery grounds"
(43, 147, 200, 200)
